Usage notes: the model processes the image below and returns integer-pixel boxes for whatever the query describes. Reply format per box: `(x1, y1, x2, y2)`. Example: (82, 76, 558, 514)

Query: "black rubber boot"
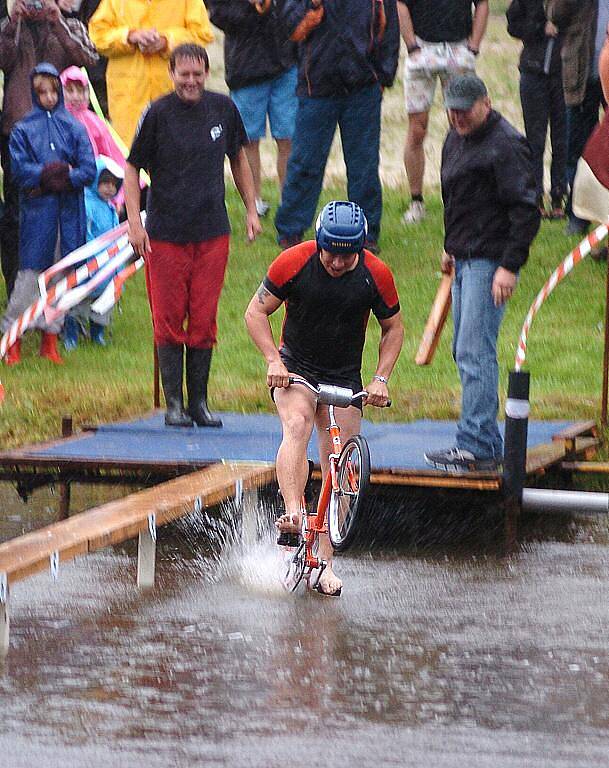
(186, 347, 222, 428)
(157, 345, 193, 427)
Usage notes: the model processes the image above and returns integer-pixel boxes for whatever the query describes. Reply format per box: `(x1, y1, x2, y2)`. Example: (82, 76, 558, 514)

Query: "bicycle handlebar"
(288, 376, 391, 407)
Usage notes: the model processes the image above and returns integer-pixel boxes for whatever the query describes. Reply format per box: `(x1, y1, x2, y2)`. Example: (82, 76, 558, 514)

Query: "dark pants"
(0, 133, 19, 299)
(520, 70, 567, 203)
(566, 77, 605, 223)
(275, 83, 383, 243)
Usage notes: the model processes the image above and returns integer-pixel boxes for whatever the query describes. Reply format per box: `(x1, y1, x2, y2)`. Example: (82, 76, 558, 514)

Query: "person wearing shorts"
(398, 0, 489, 224)
(209, 0, 297, 218)
(245, 201, 403, 595)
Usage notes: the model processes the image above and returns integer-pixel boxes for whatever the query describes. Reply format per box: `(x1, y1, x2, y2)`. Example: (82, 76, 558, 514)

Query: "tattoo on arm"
(256, 283, 271, 304)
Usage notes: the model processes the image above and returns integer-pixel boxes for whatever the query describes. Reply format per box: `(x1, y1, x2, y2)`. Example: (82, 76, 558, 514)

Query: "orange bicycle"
(280, 376, 380, 592)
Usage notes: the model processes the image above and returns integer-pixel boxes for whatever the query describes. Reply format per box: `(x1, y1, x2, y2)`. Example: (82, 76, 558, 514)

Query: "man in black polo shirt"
(398, 0, 489, 225)
(245, 201, 403, 595)
(125, 43, 261, 429)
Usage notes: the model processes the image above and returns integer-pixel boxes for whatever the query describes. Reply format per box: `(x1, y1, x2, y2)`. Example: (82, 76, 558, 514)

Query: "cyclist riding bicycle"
(245, 200, 404, 595)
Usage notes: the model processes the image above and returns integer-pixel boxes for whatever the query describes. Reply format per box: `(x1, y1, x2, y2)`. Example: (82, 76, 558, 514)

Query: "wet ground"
(1, 481, 609, 767)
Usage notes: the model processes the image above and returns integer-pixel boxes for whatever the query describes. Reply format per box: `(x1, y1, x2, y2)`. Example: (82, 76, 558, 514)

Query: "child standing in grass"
(63, 155, 124, 349)
(1, 63, 96, 366)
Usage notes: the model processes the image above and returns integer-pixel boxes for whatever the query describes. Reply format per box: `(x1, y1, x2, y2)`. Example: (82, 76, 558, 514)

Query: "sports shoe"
(423, 446, 499, 473)
(402, 200, 426, 225)
(255, 198, 270, 217)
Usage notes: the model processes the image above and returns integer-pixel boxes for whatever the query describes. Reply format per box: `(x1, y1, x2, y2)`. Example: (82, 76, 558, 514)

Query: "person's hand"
(364, 377, 390, 408)
(545, 20, 558, 37)
(40, 161, 72, 192)
(267, 358, 290, 389)
(141, 34, 167, 54)
(441, 250, 455, 275)
(43, 0, 61, 23)
(128, 221, 151, 258)
(492, 266, 517, 306)
(246, 209, 262, 242)
(57, 0, 74, 12)
(128, 29, 158, 48)
(11, 0, 27, 19)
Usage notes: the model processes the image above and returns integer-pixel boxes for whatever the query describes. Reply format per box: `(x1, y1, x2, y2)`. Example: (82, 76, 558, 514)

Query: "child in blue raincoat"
(63, 155, 124, 349)
(1, 63, 96, 366)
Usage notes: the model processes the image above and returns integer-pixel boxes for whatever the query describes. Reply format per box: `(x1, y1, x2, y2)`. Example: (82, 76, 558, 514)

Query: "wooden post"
(153, 344, 160, 409)
(137, 513, 156, 588)
(58, 416, 73, 520)
(602, 256, 609, 427)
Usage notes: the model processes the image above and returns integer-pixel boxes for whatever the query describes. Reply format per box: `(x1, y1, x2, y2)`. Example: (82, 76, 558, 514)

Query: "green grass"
(0, 185, 605, 449)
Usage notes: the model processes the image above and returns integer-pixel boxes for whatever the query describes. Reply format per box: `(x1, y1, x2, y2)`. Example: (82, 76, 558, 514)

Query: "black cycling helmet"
(315, 201, 368, 254)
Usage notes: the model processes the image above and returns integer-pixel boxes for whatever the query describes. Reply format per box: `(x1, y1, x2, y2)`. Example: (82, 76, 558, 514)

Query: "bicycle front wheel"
(328, 435, 370, 551)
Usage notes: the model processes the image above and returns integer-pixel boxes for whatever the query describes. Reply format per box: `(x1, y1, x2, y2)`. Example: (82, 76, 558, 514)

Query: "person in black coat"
(507, 0, 567, 218)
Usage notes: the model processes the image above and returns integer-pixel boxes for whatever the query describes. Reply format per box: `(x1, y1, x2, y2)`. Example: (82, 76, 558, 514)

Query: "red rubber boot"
(39, 332, 63, 364)
(5, 338, 21, 366)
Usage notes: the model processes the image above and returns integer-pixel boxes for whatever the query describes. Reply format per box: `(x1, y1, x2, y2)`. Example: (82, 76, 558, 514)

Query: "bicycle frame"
(283, 377, 367, 590)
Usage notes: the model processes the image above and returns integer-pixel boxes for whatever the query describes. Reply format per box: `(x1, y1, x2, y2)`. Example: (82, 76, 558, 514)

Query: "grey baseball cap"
(444, 74, 488, 110)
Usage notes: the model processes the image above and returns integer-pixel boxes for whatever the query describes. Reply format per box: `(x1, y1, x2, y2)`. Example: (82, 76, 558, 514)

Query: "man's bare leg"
(404, 110, 429, 197)
(314, 403, 362, 594)
(274, 386, 317, 533)
(244, 140, 262, 201)
(275, 138, 291, 191)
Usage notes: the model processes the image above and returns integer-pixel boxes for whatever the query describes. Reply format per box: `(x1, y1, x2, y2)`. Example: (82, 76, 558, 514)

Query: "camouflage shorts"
(403, 39, 477, 114)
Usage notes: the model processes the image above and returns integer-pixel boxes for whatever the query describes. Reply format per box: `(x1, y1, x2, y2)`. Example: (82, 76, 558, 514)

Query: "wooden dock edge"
(0, 461, 276, 655)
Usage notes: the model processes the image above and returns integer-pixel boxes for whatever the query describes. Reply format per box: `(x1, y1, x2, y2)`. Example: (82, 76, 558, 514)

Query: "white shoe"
(256, 198, 270, 217)
(402, 200, 426, 224)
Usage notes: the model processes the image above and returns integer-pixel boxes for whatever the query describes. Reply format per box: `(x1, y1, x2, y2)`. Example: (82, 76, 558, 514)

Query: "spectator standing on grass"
(89, 0, 214, 147)
(423, 74, 540, 474)
(208, 0, 297, 219)
(0, 0, 97, 301)
(274, 0, 399, 253)
(125, 44, 261, 429)
(507, 0, 567, 219)
(1, 63, 95, 366)
(553, 0, 605, 236)
(398, 0, 489, 225)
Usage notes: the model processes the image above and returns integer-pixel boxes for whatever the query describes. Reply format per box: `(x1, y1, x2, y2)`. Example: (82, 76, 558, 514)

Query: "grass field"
(1, 6, 606, 449)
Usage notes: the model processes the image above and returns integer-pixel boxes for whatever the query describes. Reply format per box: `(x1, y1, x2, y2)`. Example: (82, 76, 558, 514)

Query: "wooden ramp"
(0, 461, 275, 655)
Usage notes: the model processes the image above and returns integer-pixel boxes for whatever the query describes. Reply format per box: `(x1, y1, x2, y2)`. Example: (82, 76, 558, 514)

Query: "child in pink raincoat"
(59, 65, 125, 206)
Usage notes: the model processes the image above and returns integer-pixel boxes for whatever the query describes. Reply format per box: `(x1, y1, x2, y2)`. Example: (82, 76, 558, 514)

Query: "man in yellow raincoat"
(89, 0, 214, 145)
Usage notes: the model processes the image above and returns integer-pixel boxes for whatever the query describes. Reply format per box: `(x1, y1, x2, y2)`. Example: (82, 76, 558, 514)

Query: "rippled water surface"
(1, 481, 609, 767)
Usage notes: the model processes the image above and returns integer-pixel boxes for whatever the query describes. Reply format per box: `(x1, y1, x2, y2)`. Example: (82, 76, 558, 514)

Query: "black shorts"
(270, 351, 364, 412)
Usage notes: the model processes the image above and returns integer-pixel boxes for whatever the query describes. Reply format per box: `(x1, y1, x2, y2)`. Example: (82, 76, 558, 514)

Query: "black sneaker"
(423, 446, 499, 473)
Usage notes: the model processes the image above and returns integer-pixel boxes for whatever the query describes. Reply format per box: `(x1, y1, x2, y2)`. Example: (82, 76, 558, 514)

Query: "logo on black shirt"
(210, 124, 223, 141)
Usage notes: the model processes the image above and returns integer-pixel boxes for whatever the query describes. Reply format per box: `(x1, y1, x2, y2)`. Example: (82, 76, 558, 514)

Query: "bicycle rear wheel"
(328, 434, 370, 551)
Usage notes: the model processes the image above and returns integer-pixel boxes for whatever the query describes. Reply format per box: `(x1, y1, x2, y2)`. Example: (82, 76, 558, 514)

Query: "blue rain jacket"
(85, 155, 122, 297)
(9, 62, 96, 271)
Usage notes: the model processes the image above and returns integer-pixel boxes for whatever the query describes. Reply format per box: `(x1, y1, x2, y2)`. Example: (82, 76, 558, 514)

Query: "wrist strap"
(373, 374, 388, 385)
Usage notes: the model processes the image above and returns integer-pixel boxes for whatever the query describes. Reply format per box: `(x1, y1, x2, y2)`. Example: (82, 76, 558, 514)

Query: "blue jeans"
(275, 83, 382, 243)
(452, 258, 506, 461)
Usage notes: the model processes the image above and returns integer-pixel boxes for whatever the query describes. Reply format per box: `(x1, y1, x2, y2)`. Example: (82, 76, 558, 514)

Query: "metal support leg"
(503, 370, 531, 550)
(240, 486, 259, 546)
(0, 574, 8, 657)
(137, 513, 156, 588)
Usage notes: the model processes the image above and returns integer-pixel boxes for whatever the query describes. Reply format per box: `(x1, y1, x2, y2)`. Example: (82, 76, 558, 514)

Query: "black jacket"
(441, 110, 540, 273)
(506, 0, 563, 76)
(282, 0, 399, 97)
(208, 0, 296, 91)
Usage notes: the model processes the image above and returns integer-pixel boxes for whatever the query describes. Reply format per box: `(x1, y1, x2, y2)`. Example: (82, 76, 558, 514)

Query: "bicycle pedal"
(277, 532, 301, 548)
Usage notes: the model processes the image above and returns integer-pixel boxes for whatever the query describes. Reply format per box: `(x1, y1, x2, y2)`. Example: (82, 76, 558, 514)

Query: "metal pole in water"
(522, 487, 609, 514)
(503, 370, 531, 546)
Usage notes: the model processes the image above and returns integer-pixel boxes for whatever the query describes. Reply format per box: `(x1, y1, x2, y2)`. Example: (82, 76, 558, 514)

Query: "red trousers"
(145, 236, 229, 348)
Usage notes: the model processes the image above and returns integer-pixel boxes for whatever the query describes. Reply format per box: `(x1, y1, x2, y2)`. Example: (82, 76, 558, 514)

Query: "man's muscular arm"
(364, 312, 404, 407)
(245, 283, 290, 388)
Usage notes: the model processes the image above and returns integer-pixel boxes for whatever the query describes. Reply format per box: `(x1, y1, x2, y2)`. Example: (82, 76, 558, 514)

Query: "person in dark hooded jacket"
(1, 62, 96, 366)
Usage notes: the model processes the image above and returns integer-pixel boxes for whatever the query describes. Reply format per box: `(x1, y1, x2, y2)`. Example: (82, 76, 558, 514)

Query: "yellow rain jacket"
(89, 0, 214, 146)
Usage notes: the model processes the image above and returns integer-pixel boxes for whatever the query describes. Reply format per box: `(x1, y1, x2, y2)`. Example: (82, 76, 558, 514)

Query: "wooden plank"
(551, 420, 597, 441)
(0, 462, 275, 586)
(561, 461, 609, 474)
(526, 437, 599, 476)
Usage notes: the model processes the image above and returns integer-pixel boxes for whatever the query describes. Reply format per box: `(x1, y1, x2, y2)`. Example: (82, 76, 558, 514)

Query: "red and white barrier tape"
(515, 222, 608, 371)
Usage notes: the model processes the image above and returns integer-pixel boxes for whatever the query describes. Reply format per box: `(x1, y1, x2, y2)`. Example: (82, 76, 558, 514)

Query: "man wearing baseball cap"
(424, 74, 541, 473)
